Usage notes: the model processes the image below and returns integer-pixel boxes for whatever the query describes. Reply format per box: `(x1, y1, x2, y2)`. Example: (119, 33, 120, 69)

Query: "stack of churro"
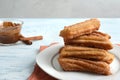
(58, 18, 114, 75)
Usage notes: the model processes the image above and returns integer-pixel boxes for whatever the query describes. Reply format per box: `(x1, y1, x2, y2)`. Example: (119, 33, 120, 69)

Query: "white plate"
(36, 44, 120, 80)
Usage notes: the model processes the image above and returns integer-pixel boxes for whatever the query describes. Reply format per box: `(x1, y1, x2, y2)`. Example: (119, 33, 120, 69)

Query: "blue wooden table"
(0, 18, 120, 80)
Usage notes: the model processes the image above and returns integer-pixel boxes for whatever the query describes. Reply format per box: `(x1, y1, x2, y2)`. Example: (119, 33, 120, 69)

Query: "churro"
(60, 19, 100, 39)
(59, 46, 114, 64)
(64, 31, 113, 50)
(58, 58, 111, 75)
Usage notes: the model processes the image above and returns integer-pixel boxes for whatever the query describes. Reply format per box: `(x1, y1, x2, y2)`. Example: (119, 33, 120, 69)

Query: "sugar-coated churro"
(60, 18, 100, 39)
(64, 31, 113, 50)
(58, 58, 111, 75)
(59, 46, 114, 64)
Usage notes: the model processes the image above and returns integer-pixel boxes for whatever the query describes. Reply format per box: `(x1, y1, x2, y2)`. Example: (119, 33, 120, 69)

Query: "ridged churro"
(59, 46, 114, 64)
(58, 58, 111, 75)
(64, 31, 113, 50)
(60, 19, 100, 39)
(58, 18, 114, 75)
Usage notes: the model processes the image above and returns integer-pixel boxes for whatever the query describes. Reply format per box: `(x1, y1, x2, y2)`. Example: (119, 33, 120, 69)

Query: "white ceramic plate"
(36, 44, 120, 80)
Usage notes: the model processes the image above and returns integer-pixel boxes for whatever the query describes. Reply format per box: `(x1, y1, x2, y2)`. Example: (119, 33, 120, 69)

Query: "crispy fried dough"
(64, 31, 113, 50)
(60, 19, 100, 39)
(58, 58, 111, 75)
(59, 46, 114, 64)
(58, 18, 114, 75)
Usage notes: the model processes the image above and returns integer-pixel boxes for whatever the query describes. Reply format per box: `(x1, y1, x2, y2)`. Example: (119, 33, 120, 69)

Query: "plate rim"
(36, 43, 64, 79)
(36, 44, 120, 80)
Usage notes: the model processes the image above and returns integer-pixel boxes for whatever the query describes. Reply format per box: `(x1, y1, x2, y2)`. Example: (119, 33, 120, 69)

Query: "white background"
(0, 0, 120, 17)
